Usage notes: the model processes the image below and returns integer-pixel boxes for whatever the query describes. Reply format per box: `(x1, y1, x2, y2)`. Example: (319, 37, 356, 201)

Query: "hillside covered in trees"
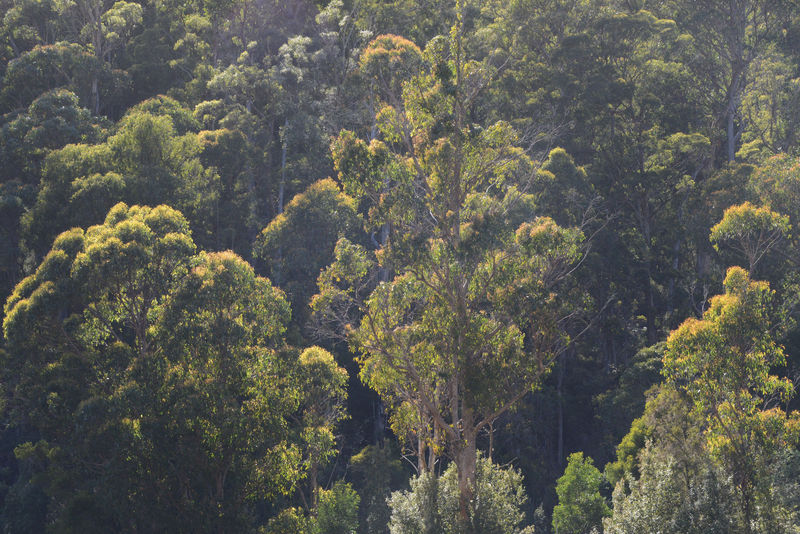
(2, 0, 800, 532)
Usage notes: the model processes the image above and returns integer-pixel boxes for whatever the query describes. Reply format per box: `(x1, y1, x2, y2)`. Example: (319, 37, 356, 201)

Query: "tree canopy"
(3, 0, 800, 531)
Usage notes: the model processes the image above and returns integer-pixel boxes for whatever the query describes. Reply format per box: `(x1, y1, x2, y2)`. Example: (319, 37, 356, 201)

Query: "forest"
(1, 0, 800, 531)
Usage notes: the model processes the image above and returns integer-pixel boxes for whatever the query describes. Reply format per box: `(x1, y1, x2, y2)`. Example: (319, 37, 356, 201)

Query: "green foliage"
(604, 417, 650, 489)
(197, 126, 256, 252)
(552, 452, 610, 534)
(596, 342, 663, 461)
(1, 42, 120, 112)
(664, 267, 799, 457)
(93, 0, 143, 60)
(255, 178, 365, 335)
(262, 481, 362, 534)
(0, 0, 62, 62)
(128, 95, 200, 134)
(22, 107, 217, 257)
(739, 48, 800, 161)
(535, 147, 594, 227)
(710, 202, 790, 273)
(295, 346, 349, 507)
(663, 266, 800, 530)
(5, 0, 800, 530)
(2, 203, 304, 531)
(317, 19, 588, 526)
(751, 154, 800, 218)
(0, 89, 104, 184)
(352, 0, 454, 46)
(0, 180, 35, 303)
(360, 34, 423, 103)
(604, 443, 734, 534)
(388, 457, 534, 534)
(314, 481, 360, 534)
(264, 507, 312, 534)
(602, 382, 797, 533)
(349, 443, 408, 534)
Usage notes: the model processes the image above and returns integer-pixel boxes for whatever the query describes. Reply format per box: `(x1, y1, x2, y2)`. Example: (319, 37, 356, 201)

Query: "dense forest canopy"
(2, 0, 800, 532)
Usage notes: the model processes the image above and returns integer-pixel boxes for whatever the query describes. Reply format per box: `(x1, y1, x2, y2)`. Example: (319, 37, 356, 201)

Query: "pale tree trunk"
(725, 0, 747, 162)
(453, 400, 477, 532)
(455, 430, 477, 532)
(429, 421, 438, 470)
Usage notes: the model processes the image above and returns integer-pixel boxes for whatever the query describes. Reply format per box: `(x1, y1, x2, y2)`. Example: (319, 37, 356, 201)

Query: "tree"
(709, 202, 790, 274)
(349, 443, 407, 534)
(21, 106, 217, 258)
(750, 154, 800, 224)
(738, 47, 800, 159)
(152, 249, 299, 529)
(663, 266, 800, 533)
(387, 456, 534, 534)
(655, 0, 791, 162)
(0, 181, 35, 311)
(313, 481, 360, 534)
(604, 379, 800, 533)
(255, 178, 365, 337)
(0, 42, 117, 113)
(197, 127, 256, 254)
(0, 89, 104, 306)
(352, 0, 454, 47)
(2, 202, 305, 531)
(534, 147, 595, 228)
(59, 0, 143, 113)
(0, 0, 62, 64)
(313, 7, 586, 529)
(295, 346, 349, 510)
(359, 33, 423, 138)
(552, 452, 610, 534)
(749, 154, 800, 270)
(0, 89, 104, 184)
(603, 416, 650, 489)
(604, 442, 735, 534)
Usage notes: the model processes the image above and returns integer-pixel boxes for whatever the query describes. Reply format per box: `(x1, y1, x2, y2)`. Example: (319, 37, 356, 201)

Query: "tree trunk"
(668, 184, 691, 319)
(310, 462, 319, 510)
(740, 476, 754, 534)
(727, 104, 736, 162)
(279, 118, 288, 215)
(557, 352, 565, 467)
(418, 433, 428, 473)
(726, 67, 744, 162)
(92, 76, 100, 115)
(455, 431, 477, 532)
(645, 259, 657, 344)
(272, 118, 289, 286)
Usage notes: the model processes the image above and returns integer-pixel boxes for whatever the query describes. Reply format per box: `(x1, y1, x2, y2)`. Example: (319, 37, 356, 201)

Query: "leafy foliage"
(2, 203, 303, 530)
(388, 456, 534, 534)
(552, 452, 610, 534)
(2, 0, 800, 531)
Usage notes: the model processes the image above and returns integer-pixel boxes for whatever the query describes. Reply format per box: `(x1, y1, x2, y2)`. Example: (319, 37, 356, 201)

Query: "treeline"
(1, 0, 800, 532)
